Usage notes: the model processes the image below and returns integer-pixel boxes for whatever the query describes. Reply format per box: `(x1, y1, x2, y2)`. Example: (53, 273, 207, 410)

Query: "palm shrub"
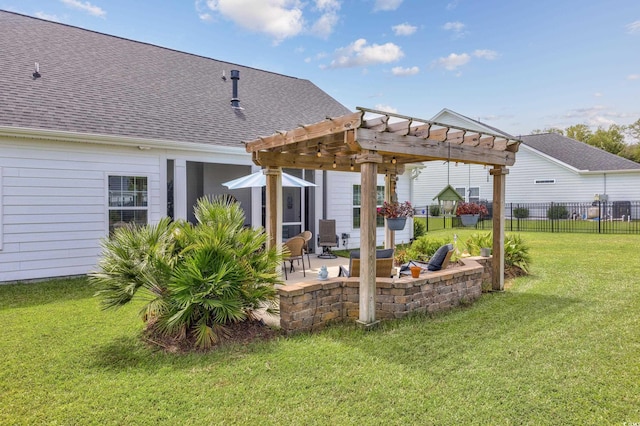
(91, 195, 282, 349)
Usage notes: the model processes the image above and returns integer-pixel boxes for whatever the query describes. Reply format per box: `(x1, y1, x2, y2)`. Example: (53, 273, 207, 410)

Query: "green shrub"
(547, 204, 569, 220)
(464, 232, 493, 256)
(413, 218, 426, 239)
(513, 207, 530, 219)
(504, 234, 532, 274)
(429, 204, 441, 217)
(407, 236, 451, 262)
(91, 195, 282, 350)
(461, 232, 531, 275)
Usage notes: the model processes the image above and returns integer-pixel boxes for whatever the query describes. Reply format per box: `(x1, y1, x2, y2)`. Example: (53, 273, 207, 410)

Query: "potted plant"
(377, 200, 414, 231)
(455, 202, 488, 227)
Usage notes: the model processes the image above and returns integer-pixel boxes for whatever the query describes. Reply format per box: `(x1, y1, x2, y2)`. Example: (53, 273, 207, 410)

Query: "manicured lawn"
(1, 232, 639, 425)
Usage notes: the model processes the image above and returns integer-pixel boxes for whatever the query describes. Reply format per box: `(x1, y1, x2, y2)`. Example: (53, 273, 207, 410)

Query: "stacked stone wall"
(278, 257, 492, 335)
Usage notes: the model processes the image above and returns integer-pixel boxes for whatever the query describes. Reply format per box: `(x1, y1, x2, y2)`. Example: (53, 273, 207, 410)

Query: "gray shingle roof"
(520, 133, 640, 171)
(0, 10, 351, 147)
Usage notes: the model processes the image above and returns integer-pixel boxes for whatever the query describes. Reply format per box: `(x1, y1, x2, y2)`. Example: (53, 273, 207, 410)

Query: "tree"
(91, 195, 282, 350)
(565, 124, 592, 142)
(531, 127, 564, 135)
(628, 118, 640, 141)
(587, 124, 627, 156)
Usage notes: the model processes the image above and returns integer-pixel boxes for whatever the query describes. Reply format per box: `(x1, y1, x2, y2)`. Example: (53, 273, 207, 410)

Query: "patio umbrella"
(222, 170, 317, 189)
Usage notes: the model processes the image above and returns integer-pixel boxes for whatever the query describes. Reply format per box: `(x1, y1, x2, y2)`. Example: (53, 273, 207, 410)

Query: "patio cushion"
(427, 244, 453, 271)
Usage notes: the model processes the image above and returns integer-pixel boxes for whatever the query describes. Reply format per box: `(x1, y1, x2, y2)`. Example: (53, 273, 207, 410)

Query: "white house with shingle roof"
(411, 109, 640, 210)
(0, 10, 419, 283)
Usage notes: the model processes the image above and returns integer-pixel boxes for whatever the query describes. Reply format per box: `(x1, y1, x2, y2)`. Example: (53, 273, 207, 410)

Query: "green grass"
(2, 232, 640, 425)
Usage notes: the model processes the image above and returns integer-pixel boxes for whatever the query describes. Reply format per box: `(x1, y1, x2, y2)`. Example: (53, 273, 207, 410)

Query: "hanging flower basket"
(377, 201, 413, 233)
(386, 217, 407, 231)
(459, 214, 479, 227)
(456, 202, 487, 227)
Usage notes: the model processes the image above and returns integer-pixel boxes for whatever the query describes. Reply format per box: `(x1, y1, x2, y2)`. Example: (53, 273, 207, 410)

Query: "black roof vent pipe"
(230, 70, 241, 109)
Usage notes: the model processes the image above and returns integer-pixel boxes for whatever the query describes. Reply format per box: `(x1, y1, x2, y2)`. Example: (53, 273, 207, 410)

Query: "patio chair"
(400, 243, 454, 276)
(297, 230, 313, 268)
(338, 248, 395, 278)
(283, 236, 306, 280)
(318, 219, 338, 259)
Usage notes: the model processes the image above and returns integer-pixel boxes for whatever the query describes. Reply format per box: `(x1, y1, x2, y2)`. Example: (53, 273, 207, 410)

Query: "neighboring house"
(0, 10, 413, 283)
(412, 109, 640, 211)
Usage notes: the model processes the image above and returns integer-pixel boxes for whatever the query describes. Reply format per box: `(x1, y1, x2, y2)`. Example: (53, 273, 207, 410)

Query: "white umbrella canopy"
(222, 170, 317, 189)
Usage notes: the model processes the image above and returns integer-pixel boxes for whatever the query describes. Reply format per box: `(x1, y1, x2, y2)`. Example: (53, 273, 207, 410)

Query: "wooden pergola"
(244, 107, 520, 328)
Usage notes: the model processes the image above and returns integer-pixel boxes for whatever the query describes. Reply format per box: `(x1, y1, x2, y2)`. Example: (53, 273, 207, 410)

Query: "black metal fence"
(414, 201, 640, 234)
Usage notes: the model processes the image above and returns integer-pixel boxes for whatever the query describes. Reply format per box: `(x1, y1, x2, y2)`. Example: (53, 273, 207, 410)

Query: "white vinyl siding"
(325, 171, 413, 249)
(0, 139, 161, 282)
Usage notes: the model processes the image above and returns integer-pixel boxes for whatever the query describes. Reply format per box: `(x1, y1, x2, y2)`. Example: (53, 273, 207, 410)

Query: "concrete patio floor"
(281, 253, 347, 284)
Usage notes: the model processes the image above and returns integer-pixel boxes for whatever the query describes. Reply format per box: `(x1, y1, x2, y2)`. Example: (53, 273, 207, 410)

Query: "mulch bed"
(143, 319, 281, 353)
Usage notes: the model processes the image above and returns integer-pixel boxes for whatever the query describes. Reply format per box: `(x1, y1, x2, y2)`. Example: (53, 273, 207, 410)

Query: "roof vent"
(230, 69, 242, 109)
(33, 62, 41, 79)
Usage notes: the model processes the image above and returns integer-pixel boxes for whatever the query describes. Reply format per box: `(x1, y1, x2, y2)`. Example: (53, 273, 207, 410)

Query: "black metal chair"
(317, 219, 338, 259)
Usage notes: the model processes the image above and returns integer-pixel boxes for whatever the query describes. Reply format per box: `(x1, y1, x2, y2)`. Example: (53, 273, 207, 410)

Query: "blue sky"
(4, 0, 640, 137)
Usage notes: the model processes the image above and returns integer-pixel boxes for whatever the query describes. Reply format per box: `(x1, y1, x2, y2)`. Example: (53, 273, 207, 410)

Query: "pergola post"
(357, 150, 382, 328)
(490, 166, 508, 291)
(264, 167, 282, 251)
(384, 172, 397, 250)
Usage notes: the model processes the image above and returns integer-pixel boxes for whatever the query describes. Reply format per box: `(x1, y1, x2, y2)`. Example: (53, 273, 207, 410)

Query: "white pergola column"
(173, 158, 187, 221)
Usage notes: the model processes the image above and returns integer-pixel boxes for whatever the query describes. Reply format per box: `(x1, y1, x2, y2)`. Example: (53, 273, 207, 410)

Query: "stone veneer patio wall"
(278, 256, 493, 335)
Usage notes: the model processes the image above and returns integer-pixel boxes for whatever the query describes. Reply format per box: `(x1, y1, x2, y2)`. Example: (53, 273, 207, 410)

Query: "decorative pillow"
(427, 244, 453, 271)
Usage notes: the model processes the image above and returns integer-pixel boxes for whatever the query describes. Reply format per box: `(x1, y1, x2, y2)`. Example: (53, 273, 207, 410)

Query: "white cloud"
(628, 74, 640, 80)
(594, 92, 603, 97)
(443, 21, 464, 32)
(392, 23, 417, 36)
(391, 66, 419, 76)
(446, 1, 459, 10)
(473, 49, 498, 60)
(442, 21, 466, 38)
(373, 0, 402, 12)
(374, 104, 398, 113)
(310, 11, 339, 38)
(35, 11, 61, 21)
(309, 0, 340, 38)
(434, 53, 470, 71)
(201, 0, 305, 44)
(325, 38, 404, 68)
(626, 20, 640, 34)
(60, 0, 106, 17)
(198, 0, 342, 43)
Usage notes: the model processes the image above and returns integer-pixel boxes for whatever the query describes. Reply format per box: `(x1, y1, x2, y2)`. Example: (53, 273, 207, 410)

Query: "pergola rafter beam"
(354, 128, 516, 166)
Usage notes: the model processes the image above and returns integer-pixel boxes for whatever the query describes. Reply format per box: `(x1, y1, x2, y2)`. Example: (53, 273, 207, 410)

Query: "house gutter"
(0, 125, 247, 156)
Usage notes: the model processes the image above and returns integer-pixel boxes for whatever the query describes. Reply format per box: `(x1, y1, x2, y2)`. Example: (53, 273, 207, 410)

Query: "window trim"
(352, 184, 385, 229)
(106, 173, 150, 233)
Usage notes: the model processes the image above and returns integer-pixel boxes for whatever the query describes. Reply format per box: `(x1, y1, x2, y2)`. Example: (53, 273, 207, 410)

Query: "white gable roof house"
(412, 109, 640, 213)
(1, 10, 420, 283)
